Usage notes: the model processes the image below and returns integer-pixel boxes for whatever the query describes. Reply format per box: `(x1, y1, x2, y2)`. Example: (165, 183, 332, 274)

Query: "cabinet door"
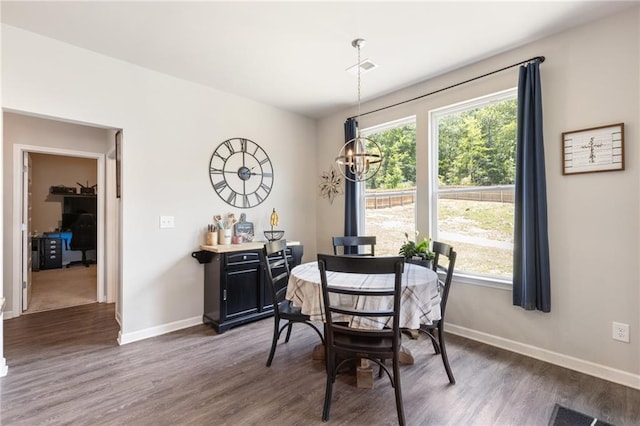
(224, 266, 260, 319)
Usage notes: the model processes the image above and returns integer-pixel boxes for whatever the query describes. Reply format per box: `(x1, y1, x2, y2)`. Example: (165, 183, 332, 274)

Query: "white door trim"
(12, 144, 107, 315)
(21, 152, 31, 311)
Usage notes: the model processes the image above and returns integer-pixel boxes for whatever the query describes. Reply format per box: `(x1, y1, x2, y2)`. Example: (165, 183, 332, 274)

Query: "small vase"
(205, 231, 218, 246)
(219, 229, 232, 245)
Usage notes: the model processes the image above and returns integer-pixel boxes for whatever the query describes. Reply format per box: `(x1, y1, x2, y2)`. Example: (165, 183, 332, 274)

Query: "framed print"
(562, 123, 624, 175)
(115, 130, 122, 198)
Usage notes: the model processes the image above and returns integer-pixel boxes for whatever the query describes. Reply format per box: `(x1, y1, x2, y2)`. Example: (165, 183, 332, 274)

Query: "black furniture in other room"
(67, 213, 97, 268)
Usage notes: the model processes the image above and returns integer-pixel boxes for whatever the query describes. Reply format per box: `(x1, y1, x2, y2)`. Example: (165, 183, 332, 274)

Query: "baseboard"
(118, 315, 202, 345)
(446, 323, 640, 390)
(3, 310, 17, 319)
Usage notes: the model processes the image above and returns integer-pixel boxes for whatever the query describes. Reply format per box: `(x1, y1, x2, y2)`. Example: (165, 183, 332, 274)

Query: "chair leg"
(438, 323, 455, 384)
(420, 326, 441, 354)
(431, 332, 441, 354)
(392, 356, 406, 426)
(322, 353, 335, 422)
(284, 322, 293, 343)
(266, 319, 280, 367)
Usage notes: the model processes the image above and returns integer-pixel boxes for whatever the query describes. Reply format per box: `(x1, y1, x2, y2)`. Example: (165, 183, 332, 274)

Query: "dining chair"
(262, 239, 324, 367)
(331, 235, 376, 256)
(418, 240, 457, 384)
(317, 253, 406, 425)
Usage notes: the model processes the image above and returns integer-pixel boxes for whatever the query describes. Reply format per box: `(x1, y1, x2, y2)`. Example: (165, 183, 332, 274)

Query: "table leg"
(313, 345, 374, 388)
(356, 358, 374, 389)
(312, 345, 410, 387)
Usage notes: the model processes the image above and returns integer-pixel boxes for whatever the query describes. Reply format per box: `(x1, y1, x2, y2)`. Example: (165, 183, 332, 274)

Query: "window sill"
(452, 272, 512, 291)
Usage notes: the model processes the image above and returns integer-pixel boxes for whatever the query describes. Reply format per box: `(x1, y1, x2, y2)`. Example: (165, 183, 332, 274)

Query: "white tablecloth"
(286, 261, 441, 330)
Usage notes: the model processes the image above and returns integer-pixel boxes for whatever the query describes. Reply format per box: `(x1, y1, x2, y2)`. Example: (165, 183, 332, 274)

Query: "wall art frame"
(562, 123, 624, 175)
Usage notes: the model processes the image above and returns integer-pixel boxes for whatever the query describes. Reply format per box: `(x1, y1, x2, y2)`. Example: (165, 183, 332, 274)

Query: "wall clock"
(209, 137, 274, 208)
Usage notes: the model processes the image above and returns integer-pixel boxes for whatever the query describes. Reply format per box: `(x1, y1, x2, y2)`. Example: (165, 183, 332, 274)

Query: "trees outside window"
(431, 89, 517, 280)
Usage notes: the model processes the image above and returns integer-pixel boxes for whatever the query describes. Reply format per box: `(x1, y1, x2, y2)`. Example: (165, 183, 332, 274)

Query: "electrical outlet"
(612, 322, 630, 343)
(159, 215, 175, 229)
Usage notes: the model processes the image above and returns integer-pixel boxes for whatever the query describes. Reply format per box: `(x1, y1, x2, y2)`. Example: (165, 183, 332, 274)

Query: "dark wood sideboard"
(193, 242, 303, 334)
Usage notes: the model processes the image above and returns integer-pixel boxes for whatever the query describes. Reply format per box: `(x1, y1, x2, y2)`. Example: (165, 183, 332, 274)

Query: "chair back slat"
(326, 285, 396, 297)
(332, 236, 376, 256)
(330, 306, 394, 318)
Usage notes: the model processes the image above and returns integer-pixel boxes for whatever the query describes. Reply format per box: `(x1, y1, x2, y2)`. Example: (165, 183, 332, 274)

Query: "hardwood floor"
(2, 303, 639, 425)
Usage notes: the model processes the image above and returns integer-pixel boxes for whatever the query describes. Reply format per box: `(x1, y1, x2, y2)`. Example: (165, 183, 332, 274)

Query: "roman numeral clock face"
(209, 138, 273, 208)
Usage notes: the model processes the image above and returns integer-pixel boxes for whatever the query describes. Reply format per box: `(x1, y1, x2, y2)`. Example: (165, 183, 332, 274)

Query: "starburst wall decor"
(319, 165, 343, 204)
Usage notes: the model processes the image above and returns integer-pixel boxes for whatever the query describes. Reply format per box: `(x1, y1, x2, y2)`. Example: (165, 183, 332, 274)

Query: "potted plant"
(399, 232, 434, 268)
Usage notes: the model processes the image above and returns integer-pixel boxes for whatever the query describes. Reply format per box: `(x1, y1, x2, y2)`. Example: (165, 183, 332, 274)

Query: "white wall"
(318, 9, 640, 387)
(1, 25, 318, 343)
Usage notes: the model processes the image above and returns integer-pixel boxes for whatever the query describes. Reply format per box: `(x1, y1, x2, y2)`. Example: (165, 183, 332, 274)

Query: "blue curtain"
(343, 118, 359, 254)
(513, 60, 551, 312)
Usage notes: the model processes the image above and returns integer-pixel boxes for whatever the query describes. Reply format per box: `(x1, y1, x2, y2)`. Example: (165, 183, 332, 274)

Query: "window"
(430, 89, 517, 283)
(360, 117, 417, 256)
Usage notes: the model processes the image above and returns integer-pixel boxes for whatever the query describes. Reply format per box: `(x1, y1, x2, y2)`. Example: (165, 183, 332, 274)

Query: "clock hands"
(212, 168, 263, 175)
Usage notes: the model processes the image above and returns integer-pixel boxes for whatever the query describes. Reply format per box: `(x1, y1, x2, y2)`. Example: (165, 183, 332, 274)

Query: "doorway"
(25, 152, 98, 313)
(5, 111, 118, 319)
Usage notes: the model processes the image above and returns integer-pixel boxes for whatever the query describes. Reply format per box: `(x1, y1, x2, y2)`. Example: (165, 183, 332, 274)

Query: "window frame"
(429, 88, 517, 289)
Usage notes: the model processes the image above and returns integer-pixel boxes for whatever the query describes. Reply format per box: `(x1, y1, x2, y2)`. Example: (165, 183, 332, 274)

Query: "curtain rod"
(349, 55, 545, 120)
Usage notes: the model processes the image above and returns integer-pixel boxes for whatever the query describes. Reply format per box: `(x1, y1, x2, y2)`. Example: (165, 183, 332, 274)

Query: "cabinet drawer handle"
(242, 255, 247, 260)
(223, 289, 227, 301)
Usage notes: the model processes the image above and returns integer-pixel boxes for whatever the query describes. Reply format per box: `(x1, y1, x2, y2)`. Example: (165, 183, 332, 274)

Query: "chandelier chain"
(356, 41, 361, 120)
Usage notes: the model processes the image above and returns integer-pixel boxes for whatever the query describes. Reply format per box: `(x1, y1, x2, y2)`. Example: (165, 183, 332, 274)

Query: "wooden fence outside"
(365, 187, 515, 209)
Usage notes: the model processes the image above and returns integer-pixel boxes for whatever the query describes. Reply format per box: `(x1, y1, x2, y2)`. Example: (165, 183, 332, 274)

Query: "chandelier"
(335, 38, 383, 183)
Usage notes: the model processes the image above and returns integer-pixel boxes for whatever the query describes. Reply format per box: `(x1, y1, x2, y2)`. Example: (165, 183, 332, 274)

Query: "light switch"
(159, 215, 175, 228)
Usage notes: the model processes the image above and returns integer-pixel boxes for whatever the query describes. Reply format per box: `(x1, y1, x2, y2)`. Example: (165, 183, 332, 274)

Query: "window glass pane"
(433, 91, 516, 279)
(363, 120, 416, 256)
(437, 192, 514, 277)
(438, 98, 517, 188)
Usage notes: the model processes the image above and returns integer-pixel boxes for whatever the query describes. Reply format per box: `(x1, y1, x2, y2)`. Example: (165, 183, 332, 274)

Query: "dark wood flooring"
(2, 303, 639, 425)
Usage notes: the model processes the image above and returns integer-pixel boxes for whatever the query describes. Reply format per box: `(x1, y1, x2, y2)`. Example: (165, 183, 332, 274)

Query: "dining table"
(285, 259, 441, 387)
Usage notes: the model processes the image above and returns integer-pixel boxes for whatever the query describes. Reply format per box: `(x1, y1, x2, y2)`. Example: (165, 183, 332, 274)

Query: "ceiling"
(1, 1, 636, 119)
